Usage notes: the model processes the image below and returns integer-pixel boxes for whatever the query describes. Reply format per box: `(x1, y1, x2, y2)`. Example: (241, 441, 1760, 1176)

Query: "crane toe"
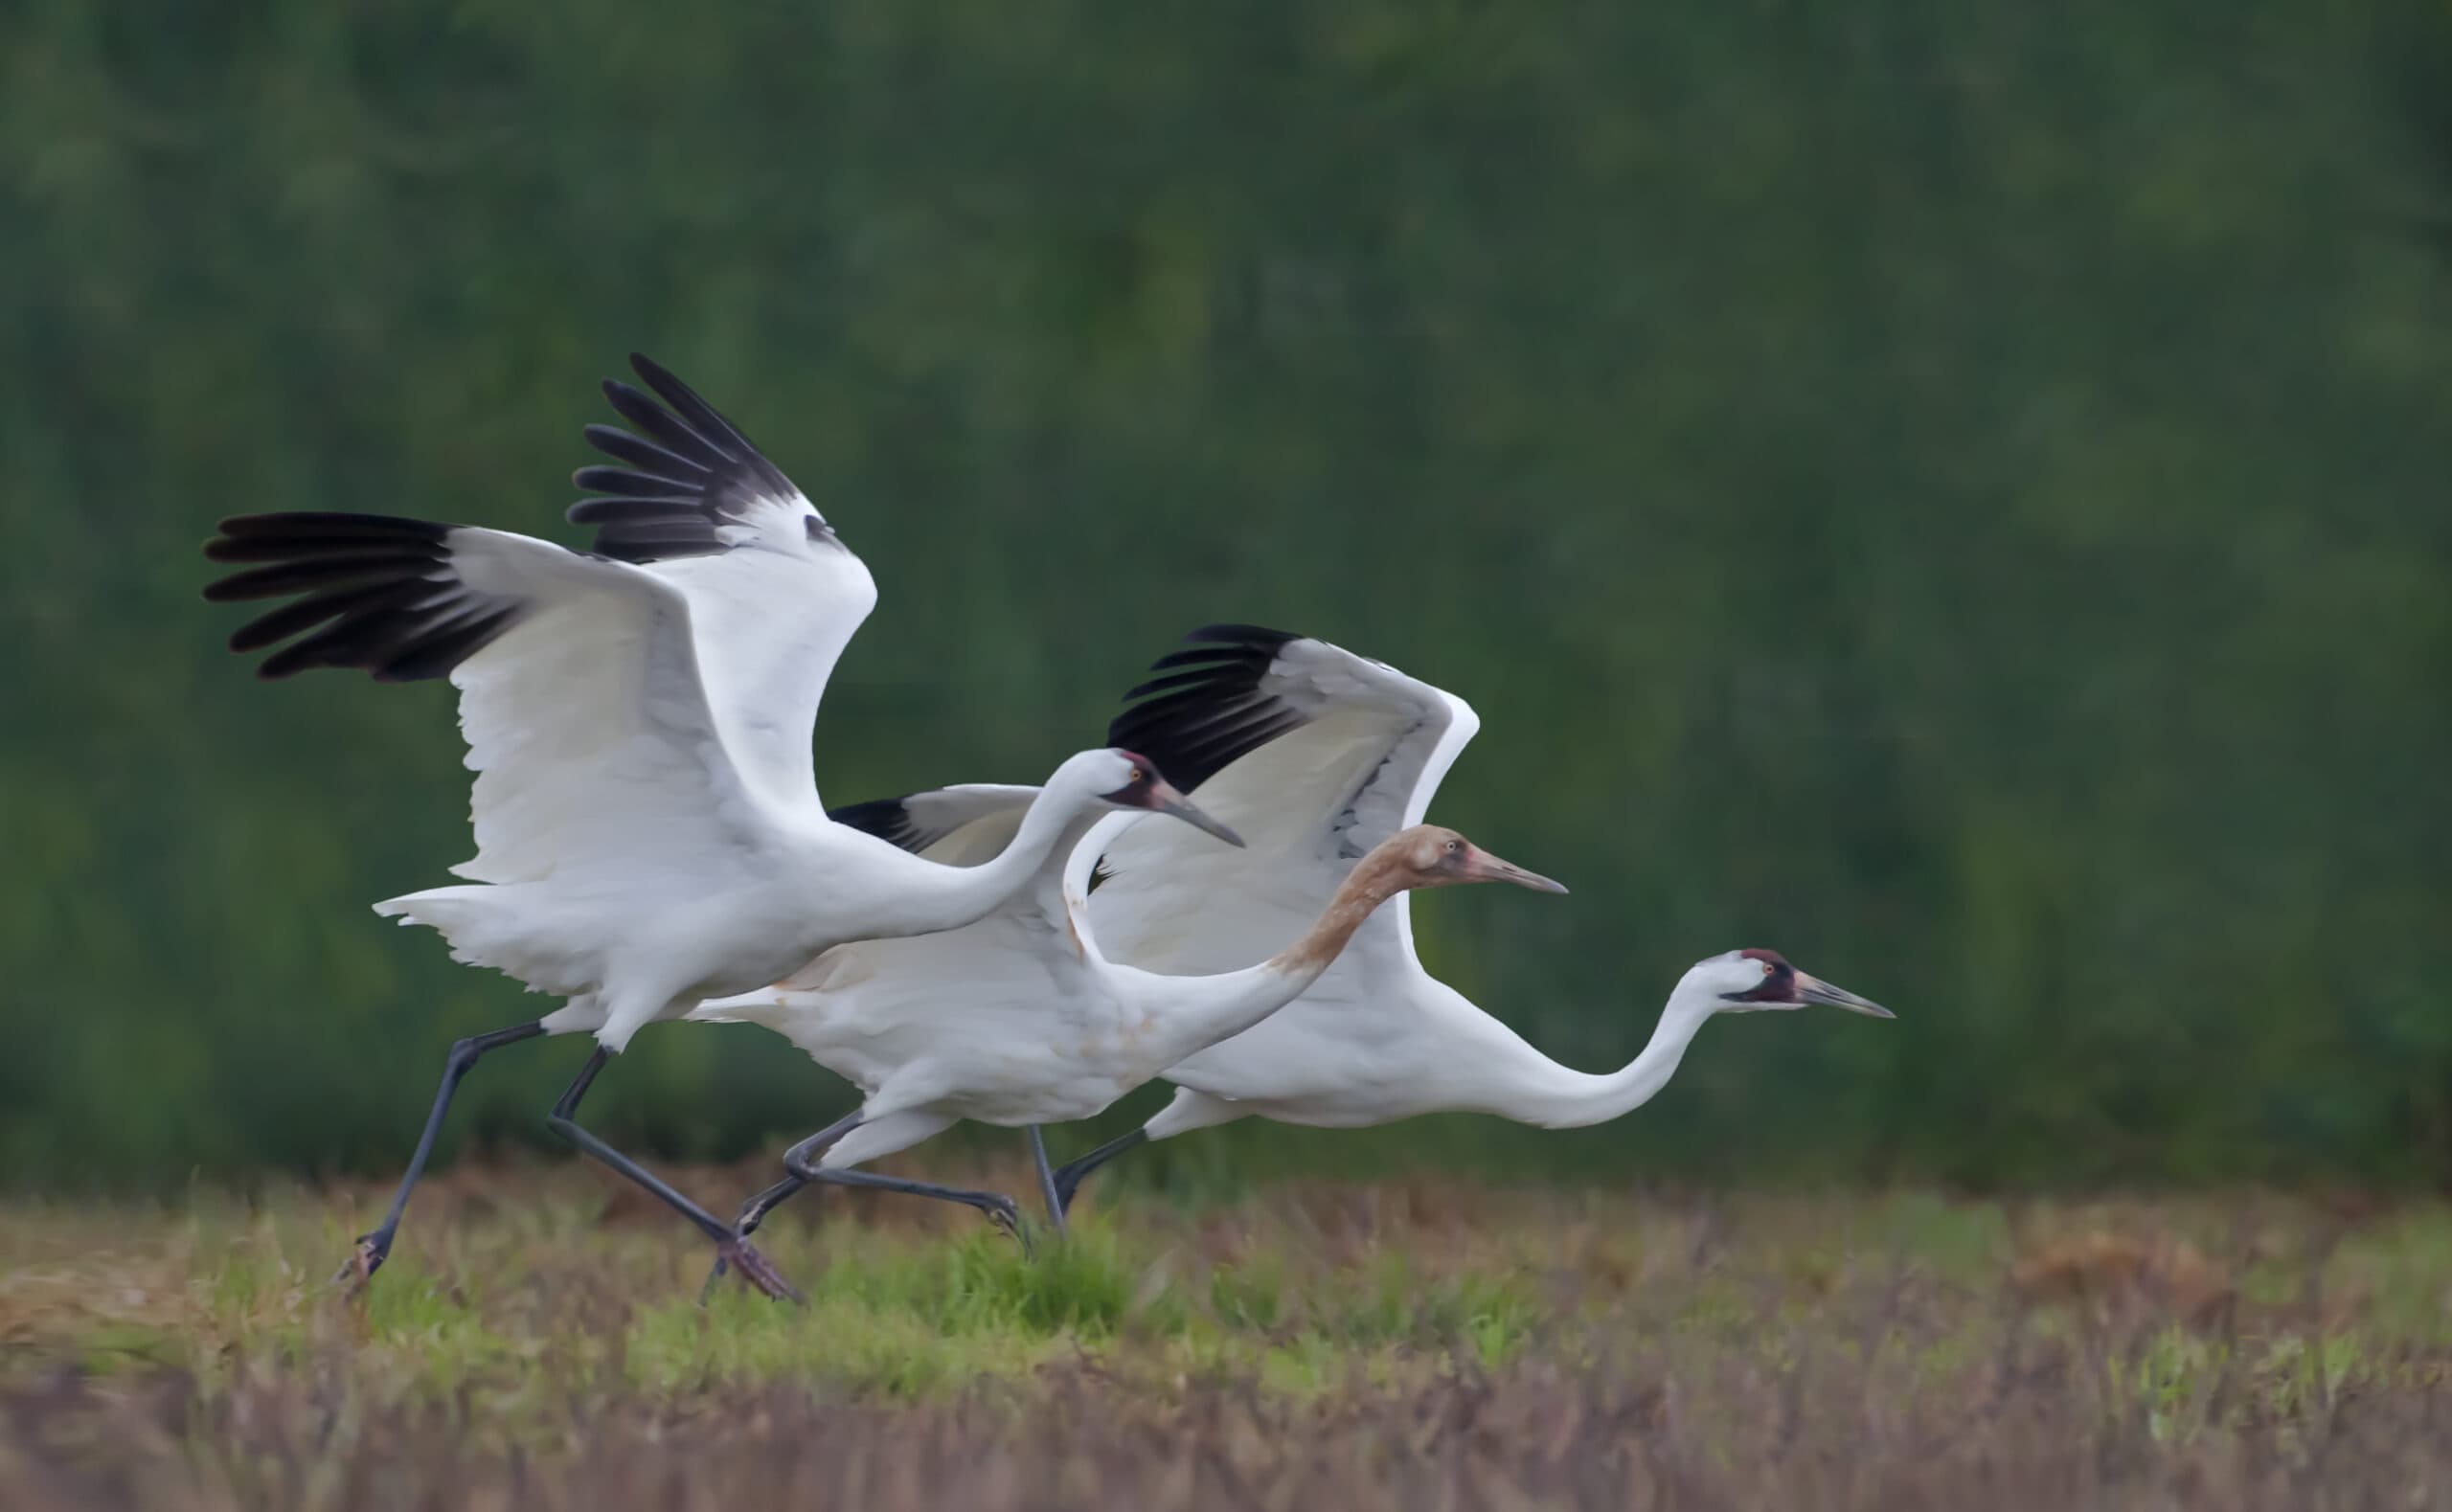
(714, 1235, 803, 1305)
(331, 1230, 391, 1296)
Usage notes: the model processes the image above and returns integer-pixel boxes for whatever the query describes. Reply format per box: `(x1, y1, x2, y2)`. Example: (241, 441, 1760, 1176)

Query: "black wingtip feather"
(1104, 624, 1309, 795)
(571, 356, 811, 564)
(213, 512, 452, 543)
(201, 550, 445, 602)
(571, 464, 704, 501)
(581, 422, 712, 479)
(201, 511, 523, 684)
(373, 606, 520, 683)
(627, 354, 751, 458)
(566, 496, 703, 525)
(225, 577, 430, 653)
(825, 795, 922, 852)
(1183, 622, 1299, 647)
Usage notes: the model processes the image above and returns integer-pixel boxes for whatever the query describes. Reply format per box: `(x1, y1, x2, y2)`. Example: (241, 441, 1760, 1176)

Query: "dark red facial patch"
(1730, 948, 1797, 1004)
(1098, 751, 1163, 805)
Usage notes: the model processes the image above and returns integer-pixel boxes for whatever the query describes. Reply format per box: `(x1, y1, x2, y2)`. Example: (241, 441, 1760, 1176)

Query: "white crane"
(685, 817, 1564, 1275)
(842, 626, 1893, 1212)
(198, 357, 1242, 1297)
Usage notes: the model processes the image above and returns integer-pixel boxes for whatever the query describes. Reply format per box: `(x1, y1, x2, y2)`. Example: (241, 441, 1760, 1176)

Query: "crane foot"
(713, 1235, 803, 1304)
(982, 1197, 1033, 1256)
(331, 1230, 391, 1295)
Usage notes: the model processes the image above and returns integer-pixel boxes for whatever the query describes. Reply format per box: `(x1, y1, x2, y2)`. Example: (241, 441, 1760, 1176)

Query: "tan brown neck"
(1265, 848, 1414, 976)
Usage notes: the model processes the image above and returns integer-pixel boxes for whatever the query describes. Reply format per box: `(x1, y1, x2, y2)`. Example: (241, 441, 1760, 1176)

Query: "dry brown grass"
(3, 1161, 2449, 1509)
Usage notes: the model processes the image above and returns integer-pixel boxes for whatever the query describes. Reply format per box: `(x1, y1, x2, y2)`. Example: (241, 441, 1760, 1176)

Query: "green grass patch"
(3, 1174, 2447, 1437)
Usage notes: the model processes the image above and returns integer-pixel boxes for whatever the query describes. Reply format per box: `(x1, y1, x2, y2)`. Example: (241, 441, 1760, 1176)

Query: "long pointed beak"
(1146, 781, 1244, 848)
(1464, 846, 1569, 894)
(1797, 973, 1893, 1018)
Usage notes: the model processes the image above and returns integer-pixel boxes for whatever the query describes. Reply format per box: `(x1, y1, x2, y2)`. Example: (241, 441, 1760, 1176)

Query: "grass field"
(4, 1151, 2449, 1509)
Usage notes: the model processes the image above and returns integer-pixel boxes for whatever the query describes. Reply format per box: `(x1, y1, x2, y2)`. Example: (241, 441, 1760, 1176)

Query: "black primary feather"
(568, 353, 823, 563)
(1105, 624, 1306, 795)
(827, 790, 1052, 859)
(825, 795, 924, 853)
(200, 512, 526, 683)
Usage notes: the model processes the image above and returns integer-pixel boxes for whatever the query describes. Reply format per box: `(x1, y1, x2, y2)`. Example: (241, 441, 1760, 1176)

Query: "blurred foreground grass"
(4, 1153, 2451, 1508)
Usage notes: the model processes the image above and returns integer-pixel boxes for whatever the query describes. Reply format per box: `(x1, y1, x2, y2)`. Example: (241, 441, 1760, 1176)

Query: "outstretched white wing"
(206, 354, 879, 881)
(567, 354, 878, 814)
(1083, 625, 1478, 973)
(204, 513, 780, 887)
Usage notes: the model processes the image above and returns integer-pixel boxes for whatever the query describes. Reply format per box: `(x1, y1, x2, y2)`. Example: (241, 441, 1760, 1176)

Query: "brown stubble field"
(3, 1152, 2450, 1509)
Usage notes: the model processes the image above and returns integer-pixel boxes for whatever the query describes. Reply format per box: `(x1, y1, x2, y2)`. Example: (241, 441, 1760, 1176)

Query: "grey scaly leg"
(545, 1047, 801, 1302)
(336, 1020, 545, 1289)
(782, 1115, 1025, 1240)
(1048, 1127, 1150, 1216)
(1027, 1126, 1068, 1240)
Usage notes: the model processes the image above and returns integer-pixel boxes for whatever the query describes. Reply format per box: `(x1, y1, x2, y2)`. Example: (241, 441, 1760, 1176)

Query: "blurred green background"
(5, 1, 2448, 1194)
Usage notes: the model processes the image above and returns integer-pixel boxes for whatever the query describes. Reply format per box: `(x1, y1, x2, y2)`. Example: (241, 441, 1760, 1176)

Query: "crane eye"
(1443, 839, 1460, 854)
(1127, 767, 1144, 784)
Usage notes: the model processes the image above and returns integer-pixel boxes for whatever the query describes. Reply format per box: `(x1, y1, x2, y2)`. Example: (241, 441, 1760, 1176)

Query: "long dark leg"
(791, 1167, 1029, 1248)
(1027, 1127, 1067, 1239)
(546, 1048, 802, 1302)
(782, 1122, 1024, 1243)
(336, 1020, 545, 1288)
(696, 1112, 859, 1302)
(1049, 1127, 1150, 1216)
(696, 1172, 809, 1304)
(700, 1113, 1033, 1298)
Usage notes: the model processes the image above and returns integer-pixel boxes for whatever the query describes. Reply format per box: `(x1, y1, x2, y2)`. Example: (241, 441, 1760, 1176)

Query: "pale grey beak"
(1147, 782, 1244, 848)
(1798, 973, 1893, 1019)
(1464, 846, 1569, 894)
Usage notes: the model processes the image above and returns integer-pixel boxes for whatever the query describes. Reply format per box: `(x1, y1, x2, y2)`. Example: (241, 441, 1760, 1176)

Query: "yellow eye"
(1128, 768, 1144, 784)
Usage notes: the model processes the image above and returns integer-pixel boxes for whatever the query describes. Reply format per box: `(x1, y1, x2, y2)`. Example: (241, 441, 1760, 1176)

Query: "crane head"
(1379, 824, 1569, 893)
(1690, 948, 1893, 1018)
(1086, 748, 1244, 848)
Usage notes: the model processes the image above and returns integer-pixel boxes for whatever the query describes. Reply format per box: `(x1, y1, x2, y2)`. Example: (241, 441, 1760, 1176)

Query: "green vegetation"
(5, 0, 2450, 1190)
(4, 1172, 2450, 1505)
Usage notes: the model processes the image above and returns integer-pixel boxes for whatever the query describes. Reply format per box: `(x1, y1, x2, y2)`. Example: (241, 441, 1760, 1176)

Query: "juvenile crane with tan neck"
(689, 822, 1564, 1265)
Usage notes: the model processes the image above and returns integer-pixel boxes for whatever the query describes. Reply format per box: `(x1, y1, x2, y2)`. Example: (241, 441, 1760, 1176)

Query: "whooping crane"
(686, 820, 1564, 1274)
(875, 626, 1893, 1210)
(198, 357, 1240, 1297)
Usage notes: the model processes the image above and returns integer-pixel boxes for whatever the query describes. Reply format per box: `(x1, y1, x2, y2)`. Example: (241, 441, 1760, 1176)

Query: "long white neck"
(1024, 809, 1116, 917)
(1490, 982, 1721, 1130)
(862, 784, 1097, 938)
(1119, 860, 1404, 1072)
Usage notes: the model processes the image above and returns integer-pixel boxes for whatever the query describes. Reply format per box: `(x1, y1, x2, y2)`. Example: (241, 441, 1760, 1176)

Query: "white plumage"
(200, 356, 1240, 1290)
(200, 359, 1896, 1294)
(209, 362, 1193, 1056)
(829, 627, 1893, 1209)
(690, 796, 1563, 1242)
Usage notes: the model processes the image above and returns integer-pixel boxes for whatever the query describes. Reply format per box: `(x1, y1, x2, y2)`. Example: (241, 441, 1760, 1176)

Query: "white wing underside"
(213, 357, 884, 1030)
(649, 519, 876, 815)
(439, 469, 871, 887)
(440, 529, 783, 889)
